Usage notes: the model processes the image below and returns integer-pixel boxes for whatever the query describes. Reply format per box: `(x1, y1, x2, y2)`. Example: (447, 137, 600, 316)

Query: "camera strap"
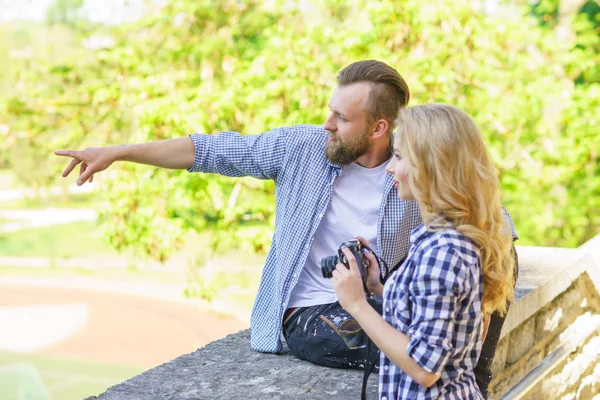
(360, 244, 390, 283)
(361, 339, 380, 400)
(359, 255, 406, 400)
(360, 292, 384, 399)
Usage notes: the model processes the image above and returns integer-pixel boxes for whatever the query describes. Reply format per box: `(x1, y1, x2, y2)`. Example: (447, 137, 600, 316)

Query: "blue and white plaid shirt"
(188, 124, 517, 354)
(380, 223, 486, 400)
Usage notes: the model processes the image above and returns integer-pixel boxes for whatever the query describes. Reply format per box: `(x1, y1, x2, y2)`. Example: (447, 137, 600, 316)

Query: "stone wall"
(490, 237, 600, 399)
(87, 235, 600, 400)
(84, 329, 379, 400)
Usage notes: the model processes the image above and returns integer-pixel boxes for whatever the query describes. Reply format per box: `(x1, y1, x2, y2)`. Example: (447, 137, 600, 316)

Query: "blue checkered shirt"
(380, 223, 486, 400)
(187, 124, 517, 354)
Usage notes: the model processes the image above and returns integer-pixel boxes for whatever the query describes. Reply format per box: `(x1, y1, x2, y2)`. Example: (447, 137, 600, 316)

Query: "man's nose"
(323, 113, 336, 131)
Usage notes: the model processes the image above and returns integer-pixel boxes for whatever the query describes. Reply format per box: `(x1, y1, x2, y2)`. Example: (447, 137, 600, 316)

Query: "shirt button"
(384, 365, 389, 371)
(382, 397, 387, 400)
(385, 307, 390, 313)
(305, 244, 310, 249)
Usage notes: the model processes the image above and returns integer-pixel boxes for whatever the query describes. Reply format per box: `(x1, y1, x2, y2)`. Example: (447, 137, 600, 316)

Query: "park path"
(0, 208, 97, 233)
(0, 185, 252, 367)
(0, 181, 94, 203)
(0, 278, 248, 368)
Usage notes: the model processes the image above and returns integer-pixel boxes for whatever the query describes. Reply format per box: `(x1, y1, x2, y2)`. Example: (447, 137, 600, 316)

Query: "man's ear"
(370, 119, 389, 139)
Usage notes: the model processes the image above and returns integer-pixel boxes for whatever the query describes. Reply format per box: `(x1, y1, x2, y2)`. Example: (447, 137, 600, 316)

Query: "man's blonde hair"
(395, 104, 515, 315)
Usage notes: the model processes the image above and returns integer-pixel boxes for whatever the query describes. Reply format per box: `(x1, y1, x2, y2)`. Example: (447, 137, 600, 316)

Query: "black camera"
(321, 239, 367, 280)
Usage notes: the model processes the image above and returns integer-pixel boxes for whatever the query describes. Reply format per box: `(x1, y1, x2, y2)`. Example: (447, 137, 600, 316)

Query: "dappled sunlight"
(543, 307, 563, 333)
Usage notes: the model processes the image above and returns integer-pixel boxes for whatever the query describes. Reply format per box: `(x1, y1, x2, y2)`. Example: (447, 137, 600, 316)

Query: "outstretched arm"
(55, 137, 196, 185)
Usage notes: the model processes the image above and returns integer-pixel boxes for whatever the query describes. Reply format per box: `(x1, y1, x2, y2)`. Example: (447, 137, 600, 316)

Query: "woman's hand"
(356, 236, 384, 297)
(331, 247, 369, 316)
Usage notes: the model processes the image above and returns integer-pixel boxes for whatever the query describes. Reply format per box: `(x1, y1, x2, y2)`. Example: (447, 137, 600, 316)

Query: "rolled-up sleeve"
(406, 246, 471, 374)
(187, 127, 288, 180)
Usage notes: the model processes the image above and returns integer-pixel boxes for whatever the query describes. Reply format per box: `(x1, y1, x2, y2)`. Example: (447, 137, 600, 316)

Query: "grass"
(0, 265, 187, 284)
(0, 170, 259, 398)
(0, 216, 266, 289)
(0, 350, 144, 400)
(0, 168, 99, 209)
(0, 192, 99, 210)
(0, 171, 265, 314)
(0, 221, 117, 258)
(0, 219, 266, 271)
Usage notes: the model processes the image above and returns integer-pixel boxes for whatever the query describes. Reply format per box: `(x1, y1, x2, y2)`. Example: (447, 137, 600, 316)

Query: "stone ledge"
(88, 235, 600, 399)
(86, 330, 378, 400)
(504, 236, 600, 339)
(489, 271, 600, 398)
(489, 235, 600, 399)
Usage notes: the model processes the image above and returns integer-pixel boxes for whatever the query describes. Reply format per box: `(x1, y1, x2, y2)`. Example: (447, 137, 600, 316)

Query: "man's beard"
(324, 129, 371, 165)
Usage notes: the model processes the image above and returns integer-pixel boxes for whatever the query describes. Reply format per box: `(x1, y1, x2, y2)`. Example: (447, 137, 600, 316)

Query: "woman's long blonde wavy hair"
(395, 104, 515, 316)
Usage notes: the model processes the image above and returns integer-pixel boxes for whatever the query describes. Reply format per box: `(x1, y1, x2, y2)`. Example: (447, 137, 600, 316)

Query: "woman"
(331, 104, 515, 399)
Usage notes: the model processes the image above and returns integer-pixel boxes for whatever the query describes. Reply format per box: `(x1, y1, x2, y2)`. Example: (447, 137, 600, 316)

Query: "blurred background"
(0, 0, 598, 398)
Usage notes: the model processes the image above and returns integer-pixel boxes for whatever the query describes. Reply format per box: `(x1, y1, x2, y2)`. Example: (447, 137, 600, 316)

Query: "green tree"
(46, 0, 86, 29)
(2, 0, 598, 267)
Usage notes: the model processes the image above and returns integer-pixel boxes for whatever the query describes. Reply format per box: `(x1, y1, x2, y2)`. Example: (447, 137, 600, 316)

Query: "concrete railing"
(490, 236, 600, 399)
(86, 235, 600, 400)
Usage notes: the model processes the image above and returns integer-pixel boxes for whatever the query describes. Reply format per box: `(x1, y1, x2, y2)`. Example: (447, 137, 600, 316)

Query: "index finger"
(55, 150, 79, 158)
(363, 250, 377, 264)
(362, 251, 381, 273)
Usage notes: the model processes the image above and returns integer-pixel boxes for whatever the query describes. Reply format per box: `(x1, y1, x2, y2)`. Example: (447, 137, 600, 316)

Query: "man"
(56, 60, 517, 397)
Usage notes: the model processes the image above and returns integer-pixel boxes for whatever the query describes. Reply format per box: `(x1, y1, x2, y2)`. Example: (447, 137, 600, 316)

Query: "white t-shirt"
(287, 159, 390, 308)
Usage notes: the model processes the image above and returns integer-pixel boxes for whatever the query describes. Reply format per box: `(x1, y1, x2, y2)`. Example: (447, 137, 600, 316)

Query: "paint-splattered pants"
(282, 301, 380, 370)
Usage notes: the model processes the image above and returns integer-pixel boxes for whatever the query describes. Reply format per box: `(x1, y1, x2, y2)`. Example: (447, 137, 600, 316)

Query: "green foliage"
(0, 221, 115, 258)
(46, 0, 86, 28)
(2, 0, 598, 268)
(0, 350, 143, 400)
(530, 0, 600, 82)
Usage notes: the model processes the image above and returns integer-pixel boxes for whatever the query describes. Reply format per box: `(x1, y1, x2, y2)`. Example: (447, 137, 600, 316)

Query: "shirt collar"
(326, 158, 343, 170)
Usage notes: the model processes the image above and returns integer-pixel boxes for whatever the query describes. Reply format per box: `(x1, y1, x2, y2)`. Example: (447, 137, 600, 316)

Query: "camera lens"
(320, 256, 339, 278)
